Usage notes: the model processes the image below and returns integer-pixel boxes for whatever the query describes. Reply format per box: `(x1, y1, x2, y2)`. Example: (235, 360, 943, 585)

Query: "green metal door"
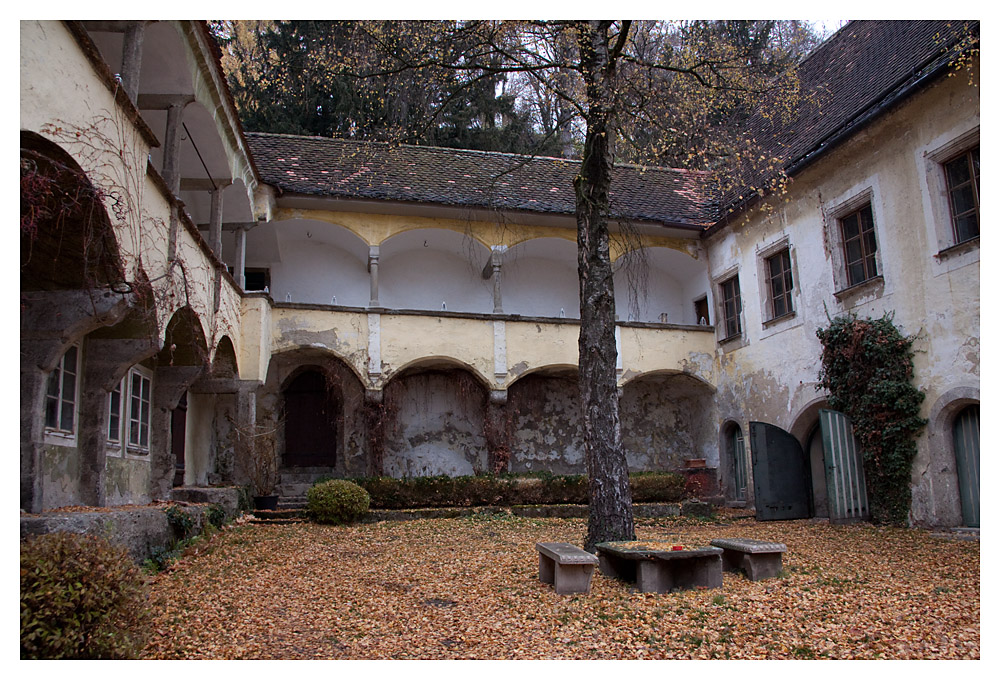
(731, 426, 749, 502)
(819, 409, 869, 522)
(952, 405, 980, 527)
(749, 422, 812, 520)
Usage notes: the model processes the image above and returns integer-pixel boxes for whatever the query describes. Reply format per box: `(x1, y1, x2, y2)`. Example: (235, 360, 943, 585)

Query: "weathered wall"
(703, 61, 979, 526)
(383, 371, 488, 477)
(508, 375, 585, 475)
(104, 456, 152, 506)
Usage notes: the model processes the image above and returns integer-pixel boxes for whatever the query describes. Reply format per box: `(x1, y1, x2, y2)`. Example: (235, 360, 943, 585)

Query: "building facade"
(20, 20, 979, 527)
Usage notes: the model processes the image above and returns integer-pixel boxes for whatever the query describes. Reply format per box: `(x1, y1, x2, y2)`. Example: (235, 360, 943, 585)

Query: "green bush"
(21, 532, 149, 659)
(351, 471, 684, 509)
(307, 479, 371, 525)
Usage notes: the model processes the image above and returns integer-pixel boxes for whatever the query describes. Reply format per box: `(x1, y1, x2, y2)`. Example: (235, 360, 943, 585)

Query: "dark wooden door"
(283, 371, 338, 467)
(749, 421, 812, 520)
(171, 392, 187, 487)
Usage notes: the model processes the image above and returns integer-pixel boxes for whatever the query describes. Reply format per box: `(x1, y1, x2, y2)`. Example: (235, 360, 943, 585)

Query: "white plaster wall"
(381, 249, 492, 313)
(183, 393, 215, 486)
(502, 239, 579, 318)
(270, 239, 369, 306)
(703, 63, 980, 526)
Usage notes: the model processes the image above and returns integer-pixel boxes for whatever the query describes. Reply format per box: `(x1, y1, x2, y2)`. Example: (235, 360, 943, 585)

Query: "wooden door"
(818, 409, 869, 522)
(283, 371, 338, 468)
(952, 405, 980, 527)
(749, 421, 812, 520)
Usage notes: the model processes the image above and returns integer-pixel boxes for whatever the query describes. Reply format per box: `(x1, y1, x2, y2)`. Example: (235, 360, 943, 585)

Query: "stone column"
(78, 337, 159, 507)
(162, 101, 185, 196)
(234, 382, 258, 487)
(209, 187, 224, 259)
(149, 366, 202, 501)
(367, 245, 380, 307)
(491, 247, 504, 314)
(235, 226, 247, 290)
(120, 21, 146, 105)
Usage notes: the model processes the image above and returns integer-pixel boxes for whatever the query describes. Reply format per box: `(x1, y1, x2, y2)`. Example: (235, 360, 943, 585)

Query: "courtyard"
(142, 510, 979, 660)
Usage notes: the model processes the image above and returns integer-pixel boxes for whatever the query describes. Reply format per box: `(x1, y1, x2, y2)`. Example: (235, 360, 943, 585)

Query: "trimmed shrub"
(351, 471, 684, 509)
(631, 471, 686, 503)
(21, 532, 149, 659)
(307, 479, 371, 524)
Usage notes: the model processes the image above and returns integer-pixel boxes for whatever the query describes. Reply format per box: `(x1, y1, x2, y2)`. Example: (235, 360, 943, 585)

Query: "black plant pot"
(253, 494, 279, 511)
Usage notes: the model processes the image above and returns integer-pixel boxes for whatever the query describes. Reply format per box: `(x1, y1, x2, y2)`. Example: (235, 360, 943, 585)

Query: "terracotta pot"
(684, 458, 707, 469)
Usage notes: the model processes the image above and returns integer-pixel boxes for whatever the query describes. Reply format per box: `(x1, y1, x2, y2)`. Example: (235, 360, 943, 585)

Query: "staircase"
(250, 466, 337, 524)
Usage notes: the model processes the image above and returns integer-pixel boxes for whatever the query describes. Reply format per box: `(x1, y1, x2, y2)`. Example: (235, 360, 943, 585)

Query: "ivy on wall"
(816, 314, 926, 526)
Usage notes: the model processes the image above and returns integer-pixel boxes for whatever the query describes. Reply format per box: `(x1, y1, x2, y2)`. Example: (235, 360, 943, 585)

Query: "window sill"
(936, 236, 979, 261)
(718, 333, 747, 352)
(834, 275, 884, 304)
(43, 430, 77, 446)
(763, 311, 796, 328)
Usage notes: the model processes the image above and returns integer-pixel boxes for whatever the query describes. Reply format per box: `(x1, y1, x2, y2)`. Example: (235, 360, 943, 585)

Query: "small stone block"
(536, 542, 599, 595)
(710, 538, 787, 581)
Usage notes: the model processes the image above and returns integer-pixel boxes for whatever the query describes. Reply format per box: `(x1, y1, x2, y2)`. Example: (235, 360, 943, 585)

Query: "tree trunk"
(575, 21, 636, 552)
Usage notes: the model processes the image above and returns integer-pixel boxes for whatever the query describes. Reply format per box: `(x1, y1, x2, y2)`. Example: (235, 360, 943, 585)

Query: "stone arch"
(210, 335, 239, 378)
(21, 131, 125, 293)
(506, 366, 583, 475)
(612, 245, 710, 324)
(620, 372, 718, 473)
(385, 356, 493, 390)
(380, 228, 494, 314)
(506, 363, 579, 389)
(927, 386, 980, 527)
(618, 368, 717, 393)
(261, 347, 369, 477)
(381, 362, 491, 478)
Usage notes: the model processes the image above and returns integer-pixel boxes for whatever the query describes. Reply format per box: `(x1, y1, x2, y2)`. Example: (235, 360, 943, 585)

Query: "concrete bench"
(536, 542, 599, 594)
(595, 542, 723, 594)
(710, 538, 787, 581)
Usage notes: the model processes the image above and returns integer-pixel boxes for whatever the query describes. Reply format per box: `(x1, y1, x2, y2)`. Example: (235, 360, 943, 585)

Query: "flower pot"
(253, 494, 279, 511)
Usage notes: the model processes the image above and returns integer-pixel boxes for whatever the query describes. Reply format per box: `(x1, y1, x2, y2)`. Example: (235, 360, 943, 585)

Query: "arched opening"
(507, 368, 583, 475)
(282, 368, 341, 468)
(20, 131, 125, 292)
(382, 366, 489, 477)
(952, 404, 980, 527)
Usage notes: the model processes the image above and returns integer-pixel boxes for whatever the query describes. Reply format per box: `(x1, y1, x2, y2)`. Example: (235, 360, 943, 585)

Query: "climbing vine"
(816, 314, 926, 526)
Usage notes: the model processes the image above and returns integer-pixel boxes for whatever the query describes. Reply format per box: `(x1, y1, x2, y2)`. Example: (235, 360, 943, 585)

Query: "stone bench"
(536, 542, 599, 594)
(595, 542, 723, 594)
(710, 538, 787, 581)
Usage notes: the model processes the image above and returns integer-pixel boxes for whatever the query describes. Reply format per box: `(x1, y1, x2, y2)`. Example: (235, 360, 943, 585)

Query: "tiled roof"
(726, 19, 979, 215)
(244, 20, 977, 232)
(246, 133, 715, 229)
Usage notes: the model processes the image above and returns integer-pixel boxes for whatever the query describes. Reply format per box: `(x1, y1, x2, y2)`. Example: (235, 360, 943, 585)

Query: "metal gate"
(952, 405, 980, 527)
(731, 426, 749, 501)
(818, 409, 869, 522)
(749, 422, 812, 520)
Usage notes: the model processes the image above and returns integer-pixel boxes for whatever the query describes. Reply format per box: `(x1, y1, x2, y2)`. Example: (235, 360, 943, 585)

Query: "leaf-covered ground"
(143, 511, 979, 659)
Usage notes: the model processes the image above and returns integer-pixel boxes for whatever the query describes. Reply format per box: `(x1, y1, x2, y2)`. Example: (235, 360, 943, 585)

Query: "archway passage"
(283, 370, 339, 468)
(952, 404, 980, 527)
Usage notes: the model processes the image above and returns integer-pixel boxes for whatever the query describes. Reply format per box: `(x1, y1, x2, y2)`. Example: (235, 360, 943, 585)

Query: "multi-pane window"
(108, 368, 153, 453)
(944, 146, 979, 244)
(766, 248, 794, 319)
(108, 381, 123, 444)
(839, 203, 878, 287)
(127, 368, 152, 452)
(720, 275, 742, 340)
(45, 345, 78, 435)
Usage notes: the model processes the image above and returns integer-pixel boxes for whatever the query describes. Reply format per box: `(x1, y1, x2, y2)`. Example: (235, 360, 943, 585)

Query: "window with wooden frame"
(719, 275, 742, 340)
(765, 248, 794, 320)
(127, 366, 152, 453)
(944, 145, 979, 245)
(839, 203, 879, 288)
(45, 345, 79, 436)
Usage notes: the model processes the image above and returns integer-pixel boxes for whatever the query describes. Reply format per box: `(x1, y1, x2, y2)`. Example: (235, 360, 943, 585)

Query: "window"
(839, 203, 878, 287)
(127, 367, 152, 452)
(766, 248, 794, 320)
(108, 380, 123, 446)
(720, 275, 742, 340)
(244, 267, 271, 292)
(45, 345, 78, 435)
(694, 296, 710, 326)
(944, 146, 979, 244)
